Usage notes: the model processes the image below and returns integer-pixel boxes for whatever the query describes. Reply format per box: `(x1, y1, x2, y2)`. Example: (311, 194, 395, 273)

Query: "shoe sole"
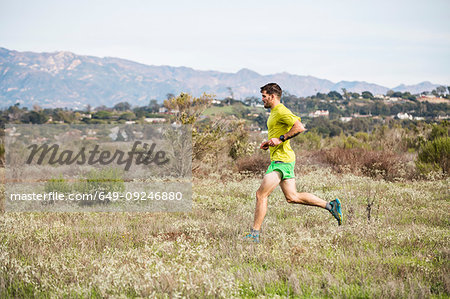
(334, 198, 342, 225)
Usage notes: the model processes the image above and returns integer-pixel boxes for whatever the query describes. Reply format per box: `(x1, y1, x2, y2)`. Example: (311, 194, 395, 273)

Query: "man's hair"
(260, 83, 282, 98)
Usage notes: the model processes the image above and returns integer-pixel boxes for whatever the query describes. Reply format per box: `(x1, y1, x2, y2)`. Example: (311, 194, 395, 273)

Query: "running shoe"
(329, 198, 342, 225)
(243, 231, 260, 243)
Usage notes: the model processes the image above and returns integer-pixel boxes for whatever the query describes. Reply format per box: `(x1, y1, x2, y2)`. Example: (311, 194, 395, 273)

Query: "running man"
(244, 83, 342, 243)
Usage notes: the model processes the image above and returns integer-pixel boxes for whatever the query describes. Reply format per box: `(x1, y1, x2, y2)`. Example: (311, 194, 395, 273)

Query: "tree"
(372, 102, 390, 116)
(95, 105, 108, 111)
(119, 112, 136, 121)
(341, 88, 350, 101)
(391, 91, 403, 98)
(436, 86, 447, 96)
(21, 111, 48, 124)
(7, 103, 26, 121)
(226, 87, 234, 99)
(113, 102, 131, 111)
(148, 99, 159, 113)
(133, 107, 147, 118)
(32, 104, 42, 111)
(164, 92, 213, 124)
(53, 109, 75, 123)
(93, 111, 113, 119)
(362, 91, 374, 99)
(350, 92, 360, 99)
(328, 91, 342, 100)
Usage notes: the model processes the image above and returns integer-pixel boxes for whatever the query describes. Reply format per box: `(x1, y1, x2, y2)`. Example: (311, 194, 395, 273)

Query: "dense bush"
(73, 168, 125, 205)
(416, 137, 450, 175)
(293, 131, 322, 150)
(236, 153, 270, 176)
(429, 123, 449, 141)
(44, 176, 72, 194)
(228, 121, 255, 160)
(319, 148, 415, 181)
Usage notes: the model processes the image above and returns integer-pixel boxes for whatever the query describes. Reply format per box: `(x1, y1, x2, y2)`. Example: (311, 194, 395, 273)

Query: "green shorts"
(266, 161, 295, 180)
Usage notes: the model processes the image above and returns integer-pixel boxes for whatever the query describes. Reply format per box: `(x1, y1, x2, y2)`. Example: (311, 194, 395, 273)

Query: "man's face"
(261, 91, 274, 108)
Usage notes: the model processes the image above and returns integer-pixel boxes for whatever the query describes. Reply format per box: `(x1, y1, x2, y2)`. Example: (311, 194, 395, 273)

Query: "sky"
(1, 0, 449, 87)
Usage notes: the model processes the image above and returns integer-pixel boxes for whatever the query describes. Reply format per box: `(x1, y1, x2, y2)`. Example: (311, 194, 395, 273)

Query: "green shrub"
(295, 131, 321, 150)
(192, 124, 224, 164)
(404, 135, 426, 151)
(343, 136, 370, 149)
(44, 176, 72, 194)
(429, 122, 449, 141)
(228, 121, 254, 160)
(355, 132, 369, 142)
(73, 168, 125, 205)
(416, 137, 450, 175)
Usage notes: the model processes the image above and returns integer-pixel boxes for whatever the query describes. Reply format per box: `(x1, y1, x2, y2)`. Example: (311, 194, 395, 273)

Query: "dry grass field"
(1, 166, 449, 298)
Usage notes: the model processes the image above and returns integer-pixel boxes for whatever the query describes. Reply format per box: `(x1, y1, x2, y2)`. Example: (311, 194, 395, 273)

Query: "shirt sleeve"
(279, 107, 301, 127)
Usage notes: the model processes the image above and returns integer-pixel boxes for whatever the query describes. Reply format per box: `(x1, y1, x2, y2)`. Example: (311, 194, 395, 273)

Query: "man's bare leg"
(279, 178, 327, 208)
(252, 171, 282, 230)
(280, 178, 343, 225)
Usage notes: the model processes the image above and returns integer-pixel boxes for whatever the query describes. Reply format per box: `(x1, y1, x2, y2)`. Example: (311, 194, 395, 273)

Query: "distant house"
(396, 112, 412, 120)
(159, 107, 168, 113)
(340, 117, 352, 122)
(309, 110, 329, 118)
(352, 113, 372, 118)
(144, 118, 166, 123)
(79, 113, 92, 119)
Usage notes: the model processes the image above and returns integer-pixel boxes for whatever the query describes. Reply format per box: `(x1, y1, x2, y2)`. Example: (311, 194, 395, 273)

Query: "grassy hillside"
(1, 168, 448, 297)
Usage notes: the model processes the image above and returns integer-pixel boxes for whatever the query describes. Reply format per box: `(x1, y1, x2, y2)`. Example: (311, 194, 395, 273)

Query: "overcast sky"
(1, 0, 449, 87)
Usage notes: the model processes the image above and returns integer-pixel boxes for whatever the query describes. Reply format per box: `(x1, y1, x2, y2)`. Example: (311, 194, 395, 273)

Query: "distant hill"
(0, 47, 444, 109)
(392, 82, 440, 94)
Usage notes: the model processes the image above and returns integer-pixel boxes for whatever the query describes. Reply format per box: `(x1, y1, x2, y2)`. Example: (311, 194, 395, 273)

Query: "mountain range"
(0, 47, 444, 109)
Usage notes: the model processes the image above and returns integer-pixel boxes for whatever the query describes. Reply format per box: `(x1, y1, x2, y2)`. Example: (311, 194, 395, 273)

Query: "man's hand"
(260, 140, 270, 150)
(268, 137, 282, 147)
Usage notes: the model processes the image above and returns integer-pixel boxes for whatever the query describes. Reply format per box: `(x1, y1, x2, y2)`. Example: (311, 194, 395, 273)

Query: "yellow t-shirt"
(267, 103, 301, 162)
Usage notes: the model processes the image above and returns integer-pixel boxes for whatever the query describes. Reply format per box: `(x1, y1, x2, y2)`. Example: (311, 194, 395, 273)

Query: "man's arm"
(267, 120, 306, 147)
(283, 120, 306, 141)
